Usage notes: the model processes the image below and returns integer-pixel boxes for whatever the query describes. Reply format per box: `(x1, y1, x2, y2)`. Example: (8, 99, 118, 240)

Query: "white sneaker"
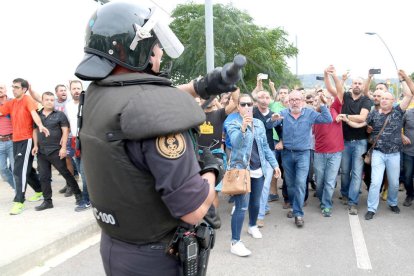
(230, 241, 251, 257)
(247, 225, 263, 239)
(231, 205, 235, 215)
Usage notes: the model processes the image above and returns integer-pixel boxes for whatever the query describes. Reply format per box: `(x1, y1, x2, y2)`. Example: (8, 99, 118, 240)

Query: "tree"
(410, 72, 414, 81)
(165, 3, 299, 91)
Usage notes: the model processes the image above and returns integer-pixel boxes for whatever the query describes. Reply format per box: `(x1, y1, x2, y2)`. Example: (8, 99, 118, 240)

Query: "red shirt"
(313, 97, 344, 153)
(0, 99, 13, 135)
(0, 95, 38, 141)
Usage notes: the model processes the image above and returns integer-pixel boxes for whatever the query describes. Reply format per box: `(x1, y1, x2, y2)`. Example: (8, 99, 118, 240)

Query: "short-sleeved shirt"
(314, 97, 344, 153)
(36, 109, 69, 155)
(367, 105, 404, 154)
(126, 132, 209, 218)
(54, 99, 69, 116)
(0, 99, 13, 135)
(198, 108, 227, 151)
(269, 101, 287, 141)
(341, 92, 371, 141)
(0, 95, 38, 141)
(403, 109, 414, 156)
(65, 100, 79, 137)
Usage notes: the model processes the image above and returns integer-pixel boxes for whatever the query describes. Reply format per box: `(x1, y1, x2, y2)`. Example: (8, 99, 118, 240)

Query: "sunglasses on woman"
(239, 102, 253, 107)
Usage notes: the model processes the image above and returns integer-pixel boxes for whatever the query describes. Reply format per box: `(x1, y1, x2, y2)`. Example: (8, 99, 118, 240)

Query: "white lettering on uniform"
(93, 207, 116, 225)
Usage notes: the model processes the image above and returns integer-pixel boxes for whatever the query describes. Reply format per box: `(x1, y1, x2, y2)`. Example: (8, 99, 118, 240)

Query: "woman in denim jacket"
(226, 94, 281, 257)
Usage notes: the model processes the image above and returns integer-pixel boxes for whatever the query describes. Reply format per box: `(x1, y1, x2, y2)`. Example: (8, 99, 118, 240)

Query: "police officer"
(75, 1, 240, 275)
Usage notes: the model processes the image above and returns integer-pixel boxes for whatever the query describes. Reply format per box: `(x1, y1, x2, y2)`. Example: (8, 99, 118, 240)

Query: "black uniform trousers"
(100, 232, 180, 276)
(37, 150, 82, 201)
(13, 139, 41, 203)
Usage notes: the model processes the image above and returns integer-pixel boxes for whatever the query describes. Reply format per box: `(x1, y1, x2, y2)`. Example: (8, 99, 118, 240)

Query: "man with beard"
(337, 77, 372, 215)
(344, 70, 414, 220)
(65, 80, 91, 212)
(254, 89, 280, 227)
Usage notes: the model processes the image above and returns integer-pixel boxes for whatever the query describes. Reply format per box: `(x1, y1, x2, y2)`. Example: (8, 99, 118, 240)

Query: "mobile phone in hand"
(369, 68, 381, 75)
(246, 107, 253, 117)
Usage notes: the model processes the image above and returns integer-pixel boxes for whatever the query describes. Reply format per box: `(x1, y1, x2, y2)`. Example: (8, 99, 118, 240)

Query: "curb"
(1, 220, 100, 276)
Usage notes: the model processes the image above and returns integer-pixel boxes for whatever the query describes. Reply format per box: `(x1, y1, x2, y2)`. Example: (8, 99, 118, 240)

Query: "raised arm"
(398, 69, 414, 111)
(224, 88, 240, 115)
(269, 79, 277, 100)
(324, 66, 337, 96)
(363, 71, 374, 99)
(251, 75, 263, 101)
(28, 84, 42, 103)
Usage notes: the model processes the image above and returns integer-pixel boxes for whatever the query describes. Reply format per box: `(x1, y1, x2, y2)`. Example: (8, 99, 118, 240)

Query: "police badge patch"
(156, 134, 186, 159)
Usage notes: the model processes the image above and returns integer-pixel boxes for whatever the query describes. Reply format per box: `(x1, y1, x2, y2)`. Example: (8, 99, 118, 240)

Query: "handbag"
(221, 123, 253, 195)
(221, 167, 251, 195)
(363, 113, 391, 164)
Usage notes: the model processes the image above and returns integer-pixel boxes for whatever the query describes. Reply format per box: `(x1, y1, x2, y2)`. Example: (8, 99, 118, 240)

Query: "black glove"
(199, 149, 225, 186)
(193, 68, 238, 100)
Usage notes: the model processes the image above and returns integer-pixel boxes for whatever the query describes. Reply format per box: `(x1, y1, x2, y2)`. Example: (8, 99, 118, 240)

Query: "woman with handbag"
(226, 94, 281, 257)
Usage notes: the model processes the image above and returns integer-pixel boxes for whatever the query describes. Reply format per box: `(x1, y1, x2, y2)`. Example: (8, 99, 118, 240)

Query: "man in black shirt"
(32, 92, 83, 211)
(337, 77, 372, 215)
(198, 89, 239, 209)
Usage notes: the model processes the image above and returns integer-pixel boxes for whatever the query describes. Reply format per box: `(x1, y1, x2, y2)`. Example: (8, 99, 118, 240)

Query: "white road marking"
(22, 234, 100, 276)
(348, 214, 372, 270)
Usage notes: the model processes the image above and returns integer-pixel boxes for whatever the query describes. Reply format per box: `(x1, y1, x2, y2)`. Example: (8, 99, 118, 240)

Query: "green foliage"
(410, 72, 414, 81)
(164, 3, 299, 92)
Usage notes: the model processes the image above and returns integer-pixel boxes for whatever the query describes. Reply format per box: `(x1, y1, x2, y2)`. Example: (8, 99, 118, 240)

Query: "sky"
(1, 0, 413, 94)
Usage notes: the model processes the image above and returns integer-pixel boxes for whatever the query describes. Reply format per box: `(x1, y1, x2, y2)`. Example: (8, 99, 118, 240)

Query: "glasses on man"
(239, 102, 253, 107)
(289, 98, 301, 103)
(11, 85, 22, 89)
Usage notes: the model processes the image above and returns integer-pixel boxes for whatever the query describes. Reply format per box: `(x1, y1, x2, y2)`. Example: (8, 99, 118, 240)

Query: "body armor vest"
(80, 73, 205, 244)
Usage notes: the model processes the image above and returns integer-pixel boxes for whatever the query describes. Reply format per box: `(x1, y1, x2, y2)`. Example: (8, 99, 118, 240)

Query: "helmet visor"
(153, 21, 184, 59)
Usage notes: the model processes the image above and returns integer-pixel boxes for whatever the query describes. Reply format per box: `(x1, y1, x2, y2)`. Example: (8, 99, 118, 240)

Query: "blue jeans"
(231, 176, 264, 241)
(340, 139, 367, 206)
(258, 154, 275, 219)
(0, 140, 15, 189)
(281, 149, 310, 217)
(314, 152, 342, 209)
(367, 150, 400, 212)
(74, 157, 89, 203)
(403, 153, 414, 198)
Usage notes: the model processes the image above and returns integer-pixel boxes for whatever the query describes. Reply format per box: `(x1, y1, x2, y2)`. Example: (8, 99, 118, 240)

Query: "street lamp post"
(365, 32, 399, 98)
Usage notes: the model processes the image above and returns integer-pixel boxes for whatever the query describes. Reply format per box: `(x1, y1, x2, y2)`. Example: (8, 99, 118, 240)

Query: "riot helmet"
(75, 1, 184, 80)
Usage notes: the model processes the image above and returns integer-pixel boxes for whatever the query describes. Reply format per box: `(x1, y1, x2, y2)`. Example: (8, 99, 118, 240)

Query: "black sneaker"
(403, 197, 413, 207)
(35, 200, 53, 211)
(59, 185, 68, 194)
(64, 187, 73, 197)
(364, 211, 375, 220)
(389, 205, 400, 214)
(75, 201, 91, 212)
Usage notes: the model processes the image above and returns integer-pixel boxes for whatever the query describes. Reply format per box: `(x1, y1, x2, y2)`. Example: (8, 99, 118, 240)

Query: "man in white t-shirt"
(66, 80, 91, 212)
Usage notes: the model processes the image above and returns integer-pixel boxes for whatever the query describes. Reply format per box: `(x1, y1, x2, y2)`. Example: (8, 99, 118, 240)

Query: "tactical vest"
(80, 73, 205, 244)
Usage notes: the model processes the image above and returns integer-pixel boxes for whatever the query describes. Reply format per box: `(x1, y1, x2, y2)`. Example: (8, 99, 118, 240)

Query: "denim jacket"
(226, 113, 278, 175)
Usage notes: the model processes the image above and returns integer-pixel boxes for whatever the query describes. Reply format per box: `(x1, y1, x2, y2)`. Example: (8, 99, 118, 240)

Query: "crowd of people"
(1, 67, 414, 259)
(0, 79, 91, 215)
(196, 66, 414, 257)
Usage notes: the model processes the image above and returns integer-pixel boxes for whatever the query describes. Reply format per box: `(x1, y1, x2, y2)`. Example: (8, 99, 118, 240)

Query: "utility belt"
(0, 134, 12, 142)
(167, 223, 215, 276)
